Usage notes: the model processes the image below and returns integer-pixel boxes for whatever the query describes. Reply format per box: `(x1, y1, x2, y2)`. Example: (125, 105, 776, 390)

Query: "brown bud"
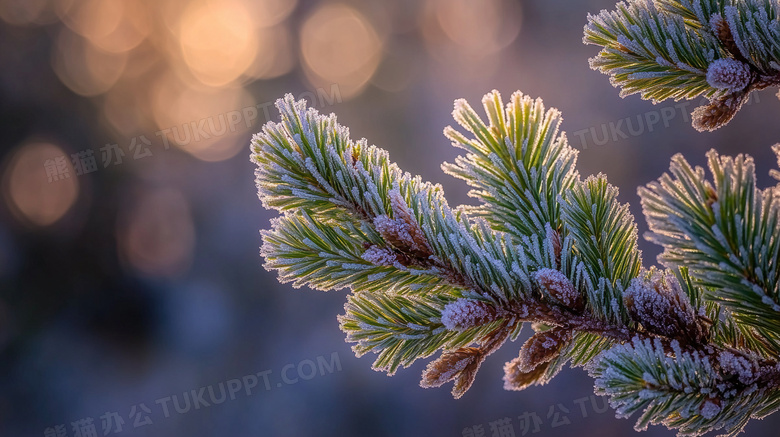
(546, 226, 562, 269)
(533, 268, 584, 312)
(692, 90, 750, 132)
(420, 348, 484, 399)
(717, 351, 760, 385)
(516, 328, 572, 373)
(711, 14, 743, 62)
(373, 190, 432, 259)
(707, 59, 751, 92)
(503, 358, 552, 391)
(362, 245, 416, 268)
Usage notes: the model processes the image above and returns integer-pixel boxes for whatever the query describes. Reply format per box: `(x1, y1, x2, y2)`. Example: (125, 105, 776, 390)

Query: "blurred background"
(0, 0, 779, 436)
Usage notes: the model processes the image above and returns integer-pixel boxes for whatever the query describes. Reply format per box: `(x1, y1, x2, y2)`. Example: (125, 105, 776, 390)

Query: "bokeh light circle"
(2, 142, 79, 227)
(117, 187, 195, 278)
(177, 0, 258, 87)
(300, 4, 383, 100)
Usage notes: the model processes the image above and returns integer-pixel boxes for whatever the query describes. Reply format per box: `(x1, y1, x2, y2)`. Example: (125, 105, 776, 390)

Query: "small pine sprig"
(639, 149, 780, 345)
(589, 336, 780, 436)
(442, 91, 579, 240)
(585, 0, 780, 131)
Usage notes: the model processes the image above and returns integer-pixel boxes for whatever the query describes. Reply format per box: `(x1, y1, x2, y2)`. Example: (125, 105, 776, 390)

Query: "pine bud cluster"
(503, 328, 571, 391)
(624, 271, 707, 344)
(706, 58, 752, 92)
(373, 189, 432, 259)
(420, 347, 484, 399)
(533, 268, 584, 312)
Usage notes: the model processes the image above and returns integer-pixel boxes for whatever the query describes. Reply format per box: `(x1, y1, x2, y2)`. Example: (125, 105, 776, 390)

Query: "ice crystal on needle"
(361, 245, 399, 267)
(441, 299, 502, 331)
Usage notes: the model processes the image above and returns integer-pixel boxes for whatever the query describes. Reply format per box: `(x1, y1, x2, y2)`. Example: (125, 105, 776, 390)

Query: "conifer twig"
(253, 90, 780, 436)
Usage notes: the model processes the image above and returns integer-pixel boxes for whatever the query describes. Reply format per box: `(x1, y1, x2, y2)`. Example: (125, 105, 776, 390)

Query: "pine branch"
(338, 290, 506, 378)
(639, 150, 780, 343)
(253, 93, 642, 395)
(585, 0, 780, 131)
(252, 91, 780, 436)
(589, 336, 780, 436)
(584, 0, 724, 102)
(253, 94, 543, 395)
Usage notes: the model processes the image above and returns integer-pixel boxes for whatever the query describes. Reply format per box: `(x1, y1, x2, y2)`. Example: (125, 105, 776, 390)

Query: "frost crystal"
(706, 58, 751, 92)
(441, 298, 500, 331)
(362, 245, 398, 266)
(421, 348, 484, 399)
(374, 215, 415, 247)
(373, 195, 431, 259)
(717, 351, 756, 385)
(692, 91, 750, 132)
(700, 400, 721, 420)
(421, 350, 474, 387)
(503, 355, 551, 391)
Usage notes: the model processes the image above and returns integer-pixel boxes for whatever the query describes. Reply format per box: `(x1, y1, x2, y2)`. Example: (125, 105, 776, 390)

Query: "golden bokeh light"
(117, 187, 195, 278)
(300, 3, 384, 100)
(151, 74, 256, 162)
(101, 81, 152, 137)
(244, 24, 296, 80)
(370, 47, 416, 93)
(0, 0, 55, 26)
(177, 0, 259, 87)
(422, 0, 521, 79)
(52, 28, 128, 96)
(115, 41, 160, 80)
(67, 0, 151, 54)
(2, 142, 79, 227)
(14, 0, 306, 153)
(432, 0, 520, 53)
(246, 0, 298, 28)
(56, 0, 131, 48)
